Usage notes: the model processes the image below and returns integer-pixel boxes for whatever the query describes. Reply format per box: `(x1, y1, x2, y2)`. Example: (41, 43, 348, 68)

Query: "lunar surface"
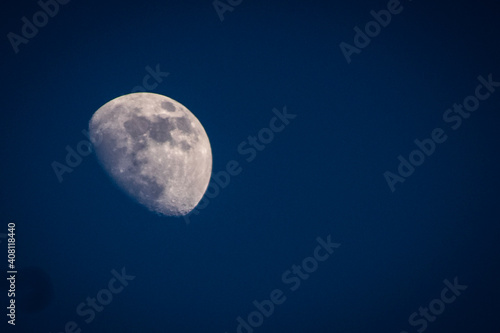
(89, 93, 212, 216)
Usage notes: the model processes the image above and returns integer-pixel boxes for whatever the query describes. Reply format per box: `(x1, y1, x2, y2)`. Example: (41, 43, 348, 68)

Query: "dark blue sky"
(1, 0, 500, 332)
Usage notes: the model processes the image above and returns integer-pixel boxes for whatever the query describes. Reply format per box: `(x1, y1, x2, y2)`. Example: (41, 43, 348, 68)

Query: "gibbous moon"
(89, 93, 212, 216)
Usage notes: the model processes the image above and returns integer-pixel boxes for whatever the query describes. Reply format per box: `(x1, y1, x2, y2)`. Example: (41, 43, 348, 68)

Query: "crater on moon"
(89, 92, 212, 216)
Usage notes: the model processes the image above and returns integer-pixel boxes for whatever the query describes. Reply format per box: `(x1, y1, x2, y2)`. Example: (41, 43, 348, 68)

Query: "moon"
(88, 92, 212, 216)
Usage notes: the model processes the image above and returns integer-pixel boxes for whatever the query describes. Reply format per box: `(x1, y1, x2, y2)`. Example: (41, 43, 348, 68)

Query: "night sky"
(1, 0, 500, 332)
